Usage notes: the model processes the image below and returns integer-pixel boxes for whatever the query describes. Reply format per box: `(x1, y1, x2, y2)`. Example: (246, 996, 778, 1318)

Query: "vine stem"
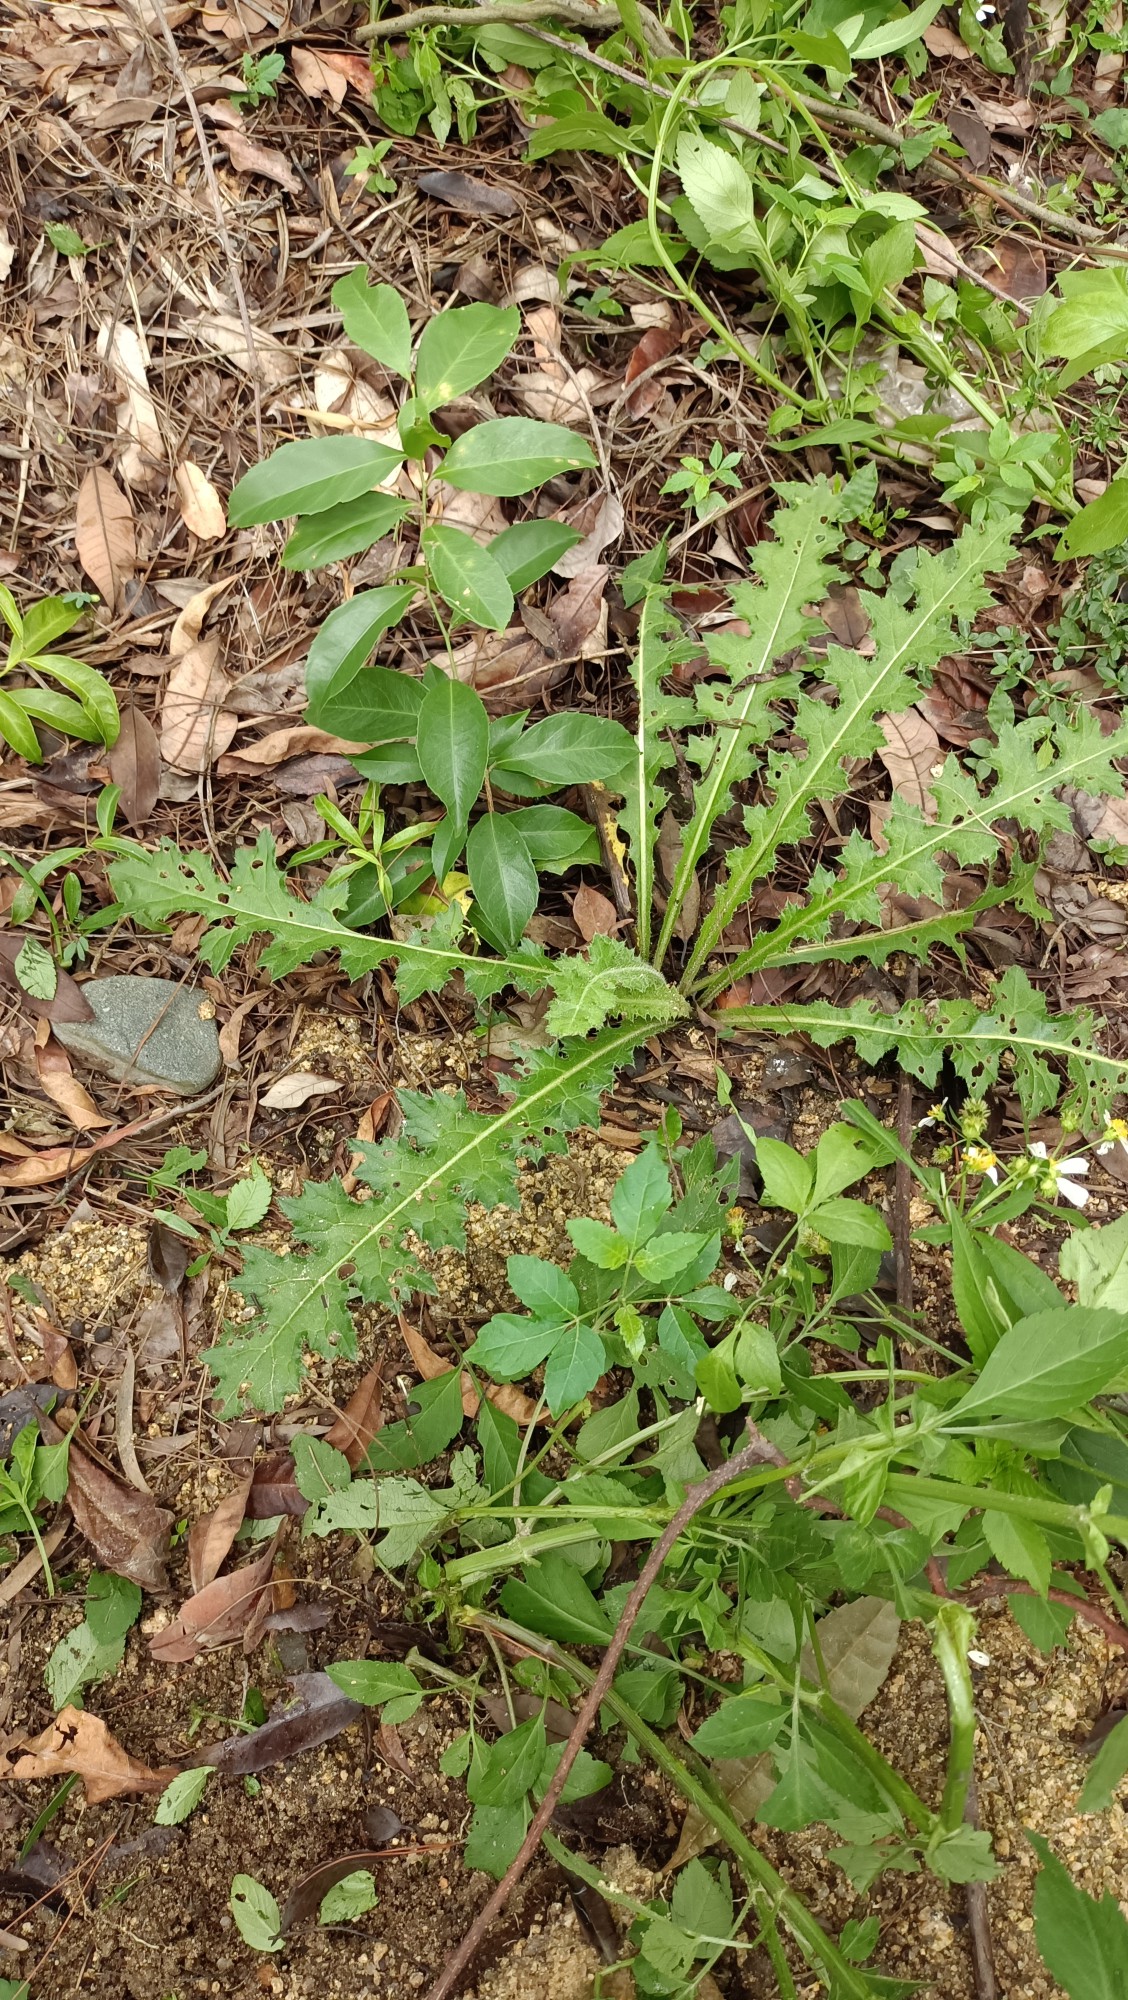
(421, 1426, 793, 2000)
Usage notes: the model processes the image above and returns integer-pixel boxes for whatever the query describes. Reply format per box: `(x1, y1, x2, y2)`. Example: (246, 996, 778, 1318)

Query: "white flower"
(975, 3, 995, 18)
(1029, 1142, 1090, 1209)
(963, 1144, 999, 1184)
(1098, 1115, 1128, 1158)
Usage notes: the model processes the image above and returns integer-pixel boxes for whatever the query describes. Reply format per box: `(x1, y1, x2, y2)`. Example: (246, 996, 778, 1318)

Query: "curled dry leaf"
(147, 1217, 191, 1294)
(437, 628, 563, 714)
(553, 498, 623, 580)
(245, 1452, 306, 1518)
(188, 1468, 255, 1595)
(224, 129, 302, 196)
(34, 1035, 111, 1132)
(217, 724, 367, 773)
(877, 709, 942, 818)
(197, 1672, 362, 1777)
(418, 171, 518, 219)
(150, 1533, 280, 1661)
(915, 224, 962, 282)
(96, 320, 163, 485)
(290, 43, 350, 102)
(547, 566, 607, 659)
(923, 21, 973, 54)
(160, 637, 238, 773)
(106, 705, 161, 828)
(75, 467, 136, 610)
(59, 1426, 172, 1591)
(0, 1709, 176, 1805)
(170, 578, 234, 658)
(0, 1101, 167, 1187)
(624, 326, 680, 418)
(175, 462, 227, 541)
(259, 1072, 343, 1110)
(195, 312, 299, 388)
(399, 1317, 538, 1426)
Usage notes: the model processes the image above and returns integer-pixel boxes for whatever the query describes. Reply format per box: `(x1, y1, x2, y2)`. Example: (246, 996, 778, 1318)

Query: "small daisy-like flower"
(1029, 1141, 1090, 1209)
(963, 1144, 999, 1183)
(975, 2, 995, 18)
(1098, 1115, 1128, 1158)
(918, 1101, 948, 1129)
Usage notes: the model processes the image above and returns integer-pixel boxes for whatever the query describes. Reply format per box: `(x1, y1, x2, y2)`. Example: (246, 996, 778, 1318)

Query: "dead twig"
(964, 1777, 998, 2000)
(358, 0, 675, 55)
(422, 1425, 773, 2000)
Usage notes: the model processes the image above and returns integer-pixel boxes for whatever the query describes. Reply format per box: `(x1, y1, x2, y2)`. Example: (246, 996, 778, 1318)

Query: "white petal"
(1060, 1156, 1090, 1176)
(1028, 1142, 1048, 1159)
(1098, 1141, 1114, 1155)
(985, 1167, 999, 1184)
(1059, 1180, 1090, 1209)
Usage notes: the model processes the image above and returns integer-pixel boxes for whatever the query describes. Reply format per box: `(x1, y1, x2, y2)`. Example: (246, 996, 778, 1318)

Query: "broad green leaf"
(852, 0, 946, 57)
(808, 1198, 891, 1250)
(155, 1765, 214, 1826)
(543, 1320, 606, 1409)
(632, 1232, 709, 1283)
(493, 712, 633, 788)
(424, 523, 514, 631)
(676, 132, 759, 253)
(369, 1478, 452, 1569)
(467, 1311, 559, 1379)
(230, 1875, 283, 1953)
(332, 267, 412, 377)
(1060, 1212, 1128, 1310)
(416, 675, 489, 831)
(949, 1307, 1128, 1424)
(466, 812, 538, 953)
(508, 1254, 579, 1317)
(415, 303, 520, 410)
(326, 1659, 423, 1706)
(14, 937, 56, 1001)
(226, 1165, 272, 1232)
(544, 935, 687, 1040)
(320, 1869, 378, 1922)
(13, 684, 104, 743)
(86, 1569, 142, 1645)
(467, 1715, 546, 1807)
(19, 594, 83, 657)
(464, 1802, 529, 1876)
(501, 805, 599, 870)
(1057, 478, 1128, 560)
(536, 1743, 613, 1805)
(567, 1217, 629, 1268)
(229, 437, 404, 526)
(292, 1433, 352, 1501)
(1030, 1830, 1128, 1999)
(365, 1367, 467, 1472)
(31, 653, 119, 745)
(1044, 268, 1128, 388)
(611, 1144, 671, 1246)
(282, 492, 412, 570)
(488, 519, 582, 590)
(304, 589, 417, 733)
(500, 1550, 613, 1646)
(982, 1507, 1051, 1596)
(1078, 1713, 1128, 1814)
(308, 659, 421, 745)
(755, 1135, 814, 1215)
(691, 1690, 787, 1759)
(439, 418, 598, 497)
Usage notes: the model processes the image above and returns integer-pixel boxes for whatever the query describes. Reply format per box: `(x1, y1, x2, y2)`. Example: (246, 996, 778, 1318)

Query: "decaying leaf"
(217, 725, 367, 773)
(170, 578, 234, 657)
(877, 709, 941, 818)
(0, 1708, 176, 1805)
(624, 326, 680, 417)
(418, 171, 518, 219)
(573, 884, 619, 943)
(224, 130, 302, 196)
(324, 1360, 384, 1469)
(150, 1535, 280, 1661)
(106, 705, 162, 827)
(75, 468, 136, 610)
(290, 44, 350, 103)
(175, 462, 227, 541)
(160, 638, 238, 773)
(246, 1452, 307, 1519)
(34, 1035, 111, 1133)
(188, 1469, 255, 1595)
(196, 1672, 363, 1776)
(60, 1427, 172, 1591)
(96, 320, 164, 486)
(259, 1072, 343, 1110)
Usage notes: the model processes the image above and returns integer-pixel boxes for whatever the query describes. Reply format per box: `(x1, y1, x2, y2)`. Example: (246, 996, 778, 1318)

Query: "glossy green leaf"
(230, 1875, 283, 1954)
(0, 688, 45, 761)
(331, 267, 413, 377)
(326, 1659, 423, 1706)
(755, 1135, 814, 1215)
(950, 1307, 1128, 1423)
(281, 492, 412, 570)
(320, 1870, 378, 1923)
(543, 1320, 607, 1408)
(1058, 479, 1128, 560)
(155, 1765, 215, 1826)
(416, 674, 489, 835)
(492, 712, 633, 788)
(439, 418, 598, 497)
(32, 653, 119, 745)
(1078, 1713, 1128, 1813)
(691, 1691, 787, 1759)
(500, 1551, 613, 1646)
(808, 1198, 891, 1250)
(11, 686, 103, 742)
(20, 595, 83, 657)
(229, 437, 404, 526)
(488, 520, 582, 591)
(500, 805, 599, 870)
(467, 1715, 546, 1808)
(466, 812, 538, 952)
(304, 589, 417, 731)
(415, 303, 520, 411)
(424, 524, 514, 631)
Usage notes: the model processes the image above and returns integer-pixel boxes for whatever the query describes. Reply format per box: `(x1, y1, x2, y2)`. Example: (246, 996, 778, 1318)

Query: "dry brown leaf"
(553, 497, 623, 579)
(75, 467, 136, 610)
(398, 1318, 538, 1425)
(0, 1708, 176, 1805)
(573, 884, 619, 942)
(188, 1469, 255, 1595)
(96, 321, 163, 486)
(624, 326, 680, 417)
(877, 709, 942, 818)
(547, 566, 607, 658)
(0, 1524, 67, 1610)
(990, 237, 1048, 301)
(175, 462, 227, 541)
(62, 1430, 172, 1590)
(436, 628, 562, 713)
(33, 1035, 110, 1132)
(106, 704, 161, 828)
(259, 1072, 342, 1110)
(289, 45, 372, 101)
(216, 724, 366, 772)
(946, 107, 991, 168)
(160, 638, 238, 773)
(923, 22, 972, 55)
(150, 1536, 280, 1662)
(915, 224, 962, 281)
(196, 312, 299, 387)
(291, 44, 350, 103)
(0, 1100, 160, 1187)
(170, 578, 234, 657)
(656, 811, 699, 941)
(324, 1361, 384, 1469)
(224, 129, 302, 196)
(418, 171, 518, 219)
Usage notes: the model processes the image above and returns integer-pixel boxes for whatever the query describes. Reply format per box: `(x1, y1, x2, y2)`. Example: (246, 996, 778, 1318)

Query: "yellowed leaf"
(160, 637, 238, 773)
(75, 467, 136, 609)
(175, 462, 227, 541)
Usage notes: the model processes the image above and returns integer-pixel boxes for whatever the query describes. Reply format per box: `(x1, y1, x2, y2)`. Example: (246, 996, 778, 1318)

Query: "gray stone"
(55, 975, 221, 1096)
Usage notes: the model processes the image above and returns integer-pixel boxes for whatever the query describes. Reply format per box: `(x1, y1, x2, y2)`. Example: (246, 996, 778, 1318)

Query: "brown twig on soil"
(964, 1777, 998, 2000)
(964, 1580, 1128, 1653)
(421, 1424, 776, 2000)
(357, 0, 676, 56)
(146, 0, 265, 453)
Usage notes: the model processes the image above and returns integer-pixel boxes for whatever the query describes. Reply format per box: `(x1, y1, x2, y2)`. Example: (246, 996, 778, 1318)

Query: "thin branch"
(422, 1426, 773, 2000)
(357, 0, 676, 57)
